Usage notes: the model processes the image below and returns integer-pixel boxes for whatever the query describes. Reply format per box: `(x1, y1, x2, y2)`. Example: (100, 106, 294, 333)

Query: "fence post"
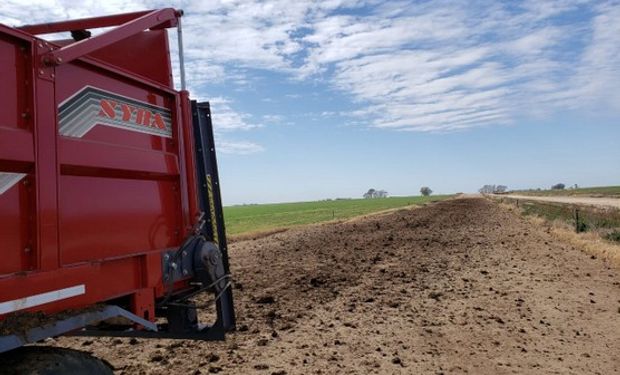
(574, 208, 580, 233)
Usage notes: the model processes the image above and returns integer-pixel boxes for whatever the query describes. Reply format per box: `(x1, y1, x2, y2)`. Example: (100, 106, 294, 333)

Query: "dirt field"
(52, 198, 620, 374)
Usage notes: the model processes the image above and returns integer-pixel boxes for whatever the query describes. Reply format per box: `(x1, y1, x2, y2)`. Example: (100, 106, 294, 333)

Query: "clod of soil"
(256, 296, 275, 304)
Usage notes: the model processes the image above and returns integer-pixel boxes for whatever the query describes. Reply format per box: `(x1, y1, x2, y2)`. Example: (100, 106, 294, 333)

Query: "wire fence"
(497, 198, 620, 243)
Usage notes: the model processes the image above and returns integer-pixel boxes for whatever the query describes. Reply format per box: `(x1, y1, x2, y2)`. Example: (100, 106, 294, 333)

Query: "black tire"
(0, 346, 113, 375)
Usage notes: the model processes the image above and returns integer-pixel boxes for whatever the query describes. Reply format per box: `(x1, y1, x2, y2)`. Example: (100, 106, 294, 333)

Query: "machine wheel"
(0, 346, 113, 375)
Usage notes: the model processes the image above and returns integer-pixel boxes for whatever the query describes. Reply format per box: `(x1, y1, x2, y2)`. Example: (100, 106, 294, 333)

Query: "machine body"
(0, 9, 235, 352)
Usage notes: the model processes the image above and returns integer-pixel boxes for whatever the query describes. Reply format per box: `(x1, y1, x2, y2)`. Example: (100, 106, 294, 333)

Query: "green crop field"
(512, 186, 620, 198)
(223, 195, 452, 236)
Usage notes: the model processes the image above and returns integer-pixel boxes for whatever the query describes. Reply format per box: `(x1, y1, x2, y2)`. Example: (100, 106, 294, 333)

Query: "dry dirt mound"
(52, 198, 620, 374)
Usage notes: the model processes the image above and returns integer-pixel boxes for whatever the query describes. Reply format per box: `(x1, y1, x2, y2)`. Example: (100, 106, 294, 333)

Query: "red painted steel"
(0, 10, 197, 321)
(51, 31, 174, 87)
(88, 30, 174, 87)
(0, 175, 34, 274)
(0, 33, 30, 131)
(180, 90, 201, 225)
(43, 9, 178, 66)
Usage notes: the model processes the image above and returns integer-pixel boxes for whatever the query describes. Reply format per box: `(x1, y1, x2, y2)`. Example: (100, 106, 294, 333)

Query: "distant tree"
(420, 186, 432, 196)
(551, 183, 565, 190)
(375, 190, 388, 198)
(363, 188, 376, 199)
(479, 184, 508, 194)
(479, 185, 495, 194)
(364, 188, 389, 198)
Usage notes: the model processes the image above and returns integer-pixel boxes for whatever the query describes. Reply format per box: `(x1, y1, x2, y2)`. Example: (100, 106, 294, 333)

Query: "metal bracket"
(161, 247, 195, 282)
(0, 305, 156, 353)
(35, 41, 56, 82)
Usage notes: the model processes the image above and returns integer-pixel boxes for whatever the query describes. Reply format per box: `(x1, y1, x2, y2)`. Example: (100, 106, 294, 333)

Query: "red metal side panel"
(0, 31, 30, 132)
(59, 176, 180, 264)
(50, 31, 174, 88)
(0, 257, 145, 315)
(0, 27, 36, 275)
(88, 30, 173, 88)
(54, 63, 183, 266)
(0, 174, 34, 274)
(55, 64, 176, 151)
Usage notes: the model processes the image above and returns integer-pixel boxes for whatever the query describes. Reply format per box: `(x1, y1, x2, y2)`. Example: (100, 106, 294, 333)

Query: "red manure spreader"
(0, 9, 235, 373)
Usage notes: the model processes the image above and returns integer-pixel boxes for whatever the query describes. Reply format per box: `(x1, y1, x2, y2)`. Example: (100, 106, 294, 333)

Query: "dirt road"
(53, 198, 620, 374)
(497, 194, 620, 209)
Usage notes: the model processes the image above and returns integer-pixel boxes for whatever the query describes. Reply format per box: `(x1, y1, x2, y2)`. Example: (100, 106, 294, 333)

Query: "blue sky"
(2, 0, 619, 204)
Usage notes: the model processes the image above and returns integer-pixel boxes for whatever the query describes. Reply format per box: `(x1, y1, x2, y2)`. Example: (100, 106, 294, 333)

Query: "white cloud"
(507, 27, 563, 56)
(298, 0, 619, 131)
(208, 97, 261, 131)
(568, 2, 620, 112)
(262, 114, 284, 123)
(0, 0, 149, 26)
(2, 0, 619, 135)
(204, 97, 266, 154)
(216, 140, 264, 155)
